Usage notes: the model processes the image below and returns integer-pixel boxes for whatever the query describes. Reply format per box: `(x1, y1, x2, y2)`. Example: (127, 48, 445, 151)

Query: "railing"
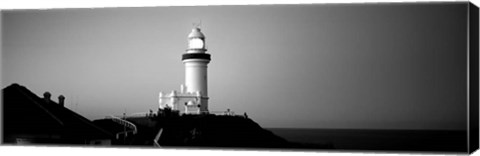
(125, 110, 242, 117)
(105, 115, 138, 139)
(128, 112, 154, 117)
(153, 128, 163, 148)
(207, 111, 236, 116)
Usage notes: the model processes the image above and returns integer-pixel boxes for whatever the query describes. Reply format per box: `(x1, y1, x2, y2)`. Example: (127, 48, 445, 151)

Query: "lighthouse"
(159, 27, 211, 114)
(183, 27, 211, 112)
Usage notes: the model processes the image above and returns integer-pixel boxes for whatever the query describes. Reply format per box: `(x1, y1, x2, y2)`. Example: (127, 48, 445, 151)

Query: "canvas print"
(1, 2, 479, 154)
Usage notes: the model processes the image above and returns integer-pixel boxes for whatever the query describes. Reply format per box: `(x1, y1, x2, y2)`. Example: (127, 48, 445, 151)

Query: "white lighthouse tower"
(159, 27, 211, 114)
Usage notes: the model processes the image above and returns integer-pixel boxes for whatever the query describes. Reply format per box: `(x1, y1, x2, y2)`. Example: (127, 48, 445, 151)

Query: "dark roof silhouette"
(2, 83, 114, 144)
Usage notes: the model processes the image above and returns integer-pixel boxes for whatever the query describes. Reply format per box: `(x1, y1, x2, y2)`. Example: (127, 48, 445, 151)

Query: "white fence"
(124, 110, 241, 118)
(105, 115, 138, 139)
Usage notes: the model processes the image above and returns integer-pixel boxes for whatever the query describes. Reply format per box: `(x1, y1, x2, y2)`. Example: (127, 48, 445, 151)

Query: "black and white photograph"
(1, 1, 479, 155)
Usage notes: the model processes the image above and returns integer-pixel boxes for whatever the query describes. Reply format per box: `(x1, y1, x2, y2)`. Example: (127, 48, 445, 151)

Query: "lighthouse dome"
(188, 28, 205, 39)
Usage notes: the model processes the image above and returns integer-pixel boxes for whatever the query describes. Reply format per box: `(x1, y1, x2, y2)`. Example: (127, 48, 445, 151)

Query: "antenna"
(70, 94, 74, 110)
(123, 103, 127, 119)
(192, 19, 202, 28)
(74, 95, 78, 111)
(77, 95, 80, 112)
(123, 107, 127, 144)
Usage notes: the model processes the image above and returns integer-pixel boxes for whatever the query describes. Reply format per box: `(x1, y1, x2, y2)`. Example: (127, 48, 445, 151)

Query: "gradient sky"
(2, 2, 470, 130)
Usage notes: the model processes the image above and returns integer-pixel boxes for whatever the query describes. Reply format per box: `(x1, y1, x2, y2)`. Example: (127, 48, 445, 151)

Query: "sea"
(267, 128, 467, 152)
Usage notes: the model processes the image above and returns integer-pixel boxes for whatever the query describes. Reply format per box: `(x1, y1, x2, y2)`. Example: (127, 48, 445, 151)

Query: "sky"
(2, 2, 471, 130)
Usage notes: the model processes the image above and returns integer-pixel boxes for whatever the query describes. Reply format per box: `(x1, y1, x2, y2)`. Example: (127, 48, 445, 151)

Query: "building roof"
(188, 27, 205, 39)
(2, 83, 114, 142)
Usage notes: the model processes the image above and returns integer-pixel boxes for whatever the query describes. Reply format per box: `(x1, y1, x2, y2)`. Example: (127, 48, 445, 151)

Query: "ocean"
(267, 128, 467, 152)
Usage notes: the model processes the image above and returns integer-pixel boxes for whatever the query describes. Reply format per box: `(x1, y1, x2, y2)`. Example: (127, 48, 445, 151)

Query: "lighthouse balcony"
(182, 53, 211, 61)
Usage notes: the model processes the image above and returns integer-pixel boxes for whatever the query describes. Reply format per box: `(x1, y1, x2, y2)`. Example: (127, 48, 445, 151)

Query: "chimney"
(58, 95, 65, 107)
(43, 92, 51, 104)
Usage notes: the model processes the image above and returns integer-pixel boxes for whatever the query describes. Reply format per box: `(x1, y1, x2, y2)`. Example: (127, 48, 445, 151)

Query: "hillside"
(96, 114, 332, 149)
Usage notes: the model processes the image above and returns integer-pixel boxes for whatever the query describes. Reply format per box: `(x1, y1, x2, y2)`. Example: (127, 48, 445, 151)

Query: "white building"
(159, 27, 211, 114)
